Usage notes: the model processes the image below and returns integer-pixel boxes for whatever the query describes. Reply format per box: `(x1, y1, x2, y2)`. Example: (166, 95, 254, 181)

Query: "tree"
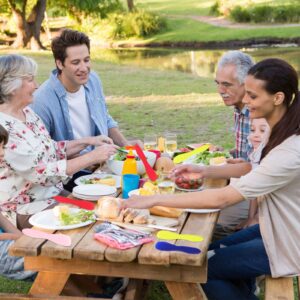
(7, 0, 47, 50)
(127, 0, 134, 12)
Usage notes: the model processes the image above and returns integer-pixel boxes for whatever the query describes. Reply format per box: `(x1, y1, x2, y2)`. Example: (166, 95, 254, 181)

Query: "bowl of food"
(175, 175, 203, 191)
(107, 150, 156, 176)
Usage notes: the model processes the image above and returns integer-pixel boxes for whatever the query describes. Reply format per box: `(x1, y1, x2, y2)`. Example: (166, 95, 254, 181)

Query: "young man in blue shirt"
(32, 29, 137, 147)
(32, 29, 141, 190)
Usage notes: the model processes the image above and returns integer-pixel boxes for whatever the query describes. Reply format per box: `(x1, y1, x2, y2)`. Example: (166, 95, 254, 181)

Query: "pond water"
(93, 46, 300, 78)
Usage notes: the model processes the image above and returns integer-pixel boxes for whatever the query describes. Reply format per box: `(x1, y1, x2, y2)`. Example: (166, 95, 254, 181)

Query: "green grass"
(116, 0, 300, 44)
(147, 18, 300, 42)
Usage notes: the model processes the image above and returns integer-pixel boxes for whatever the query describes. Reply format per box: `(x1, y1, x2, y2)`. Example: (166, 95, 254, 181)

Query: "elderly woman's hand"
(91, 143, 118, 163)
(90, 135, 114, 146)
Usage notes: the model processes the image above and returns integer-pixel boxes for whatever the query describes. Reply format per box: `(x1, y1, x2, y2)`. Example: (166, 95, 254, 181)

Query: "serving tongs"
(134, 144, 158, 181)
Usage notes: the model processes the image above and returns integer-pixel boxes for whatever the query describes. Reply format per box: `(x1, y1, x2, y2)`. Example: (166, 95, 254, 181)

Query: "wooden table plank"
(73, 221, 107, 261)
(41, 224, 94, 259)
(9, 228, 55, 257)
(138, 211, 187, 266)
(25, 256, 207, 283)
(170, 212, 218, 266)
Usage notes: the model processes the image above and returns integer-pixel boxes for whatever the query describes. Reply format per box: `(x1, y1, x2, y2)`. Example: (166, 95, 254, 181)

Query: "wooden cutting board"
(100, 215, 179, 232)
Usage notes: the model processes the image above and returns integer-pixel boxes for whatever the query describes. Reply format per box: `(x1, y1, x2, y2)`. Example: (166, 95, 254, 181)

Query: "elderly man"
(215, 50, 254, 160)
(214, 50, 255, 239)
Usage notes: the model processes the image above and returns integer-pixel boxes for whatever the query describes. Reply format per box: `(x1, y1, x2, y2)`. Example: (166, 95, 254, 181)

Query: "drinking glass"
(144, 134, 157, 151)
(157, 172, 175, 194)
(165, 132, 177, 154)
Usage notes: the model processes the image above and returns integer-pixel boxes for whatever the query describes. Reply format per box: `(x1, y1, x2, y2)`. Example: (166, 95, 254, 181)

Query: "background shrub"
(107, 10, 166, 39)
(211, 1, 300, 23)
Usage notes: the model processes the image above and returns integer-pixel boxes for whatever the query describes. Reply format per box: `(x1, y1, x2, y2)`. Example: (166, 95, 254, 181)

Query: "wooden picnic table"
(9, 176, 227, 300)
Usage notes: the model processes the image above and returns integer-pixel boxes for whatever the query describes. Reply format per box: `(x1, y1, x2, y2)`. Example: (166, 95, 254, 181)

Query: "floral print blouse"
(0, 107, 69, 224)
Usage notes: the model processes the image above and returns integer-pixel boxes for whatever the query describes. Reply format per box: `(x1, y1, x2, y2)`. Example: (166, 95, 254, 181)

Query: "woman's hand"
(227, 158, 246, 164)
(169, 164, 207, 181)
(235, 216, 259, 231)
(91, 144, 118, 163)
(121, 195, 157, 209)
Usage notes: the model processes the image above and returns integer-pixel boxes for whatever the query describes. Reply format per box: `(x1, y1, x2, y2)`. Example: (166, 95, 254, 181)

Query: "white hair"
(0, 54, 37, 104)
(218, 50, 255, 84)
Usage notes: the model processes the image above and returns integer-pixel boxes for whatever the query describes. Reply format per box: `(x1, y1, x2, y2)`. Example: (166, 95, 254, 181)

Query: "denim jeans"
(202, 225, 271, 300)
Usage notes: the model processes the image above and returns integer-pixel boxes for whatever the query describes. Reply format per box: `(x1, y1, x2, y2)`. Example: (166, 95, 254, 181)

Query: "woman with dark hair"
(124, 59, 300, 299)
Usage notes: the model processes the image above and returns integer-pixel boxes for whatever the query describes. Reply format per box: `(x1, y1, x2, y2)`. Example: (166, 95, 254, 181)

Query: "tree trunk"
(9, 0, 46, 50)
(127, 0, 135, 12)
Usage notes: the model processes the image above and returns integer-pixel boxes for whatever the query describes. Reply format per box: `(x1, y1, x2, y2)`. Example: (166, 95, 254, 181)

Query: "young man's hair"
(248, 59, 300, 159)
(0, 125, 8, 145)
(51, 29, 90, 73)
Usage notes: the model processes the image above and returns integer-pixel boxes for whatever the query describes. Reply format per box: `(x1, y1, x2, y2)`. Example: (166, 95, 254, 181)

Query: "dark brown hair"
(248, 58, 300, 159)
(0, 125, 8, 145)
(51, 29, 90, 73)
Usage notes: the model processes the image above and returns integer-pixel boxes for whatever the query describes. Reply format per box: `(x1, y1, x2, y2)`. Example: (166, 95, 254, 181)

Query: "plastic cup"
(122, 174, 140, 199)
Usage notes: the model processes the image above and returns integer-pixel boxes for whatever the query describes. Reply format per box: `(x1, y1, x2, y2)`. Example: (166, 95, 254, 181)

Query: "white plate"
(72, 192, 117, 201)
(29, 208, 95, 230)
(175, 185, 203, 192)
(184, 208, 220, 213)
(73, 184, 117, 197)
(128, 189, 140, 197)
(74, 173, 121, 188)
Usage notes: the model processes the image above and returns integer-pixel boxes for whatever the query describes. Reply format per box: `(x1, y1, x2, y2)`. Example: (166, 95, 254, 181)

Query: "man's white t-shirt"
(66, 86, 92, 140)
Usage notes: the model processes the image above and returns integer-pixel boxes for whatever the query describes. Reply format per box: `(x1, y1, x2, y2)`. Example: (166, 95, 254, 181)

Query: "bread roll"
(97, 196, 121, 219)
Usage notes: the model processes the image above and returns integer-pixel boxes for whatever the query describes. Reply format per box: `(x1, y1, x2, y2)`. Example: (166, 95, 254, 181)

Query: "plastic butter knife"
(53, 195, 95, 210)
(155, 241, 201, 254)
(156, 230, 204, 242)
(22, 228, 72, 246)
(173, 144, 210, 164)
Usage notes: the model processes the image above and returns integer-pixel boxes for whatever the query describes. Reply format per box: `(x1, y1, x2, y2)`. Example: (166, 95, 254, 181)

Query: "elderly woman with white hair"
(0, 54, 118, 229)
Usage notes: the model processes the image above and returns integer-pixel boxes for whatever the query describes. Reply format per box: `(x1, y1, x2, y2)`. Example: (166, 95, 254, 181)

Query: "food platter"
(75, 173, 121, 188)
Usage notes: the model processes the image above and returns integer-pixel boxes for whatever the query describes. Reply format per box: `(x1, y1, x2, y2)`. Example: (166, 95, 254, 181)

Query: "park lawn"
(134, 0, 299, 16)
(0, 49, 233, 148)
(115, 0, 300, 45)
(143, 18, 300, 43)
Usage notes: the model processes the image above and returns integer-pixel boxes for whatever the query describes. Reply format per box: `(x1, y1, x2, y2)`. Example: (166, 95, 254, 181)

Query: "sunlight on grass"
(107, 93, 234, 149)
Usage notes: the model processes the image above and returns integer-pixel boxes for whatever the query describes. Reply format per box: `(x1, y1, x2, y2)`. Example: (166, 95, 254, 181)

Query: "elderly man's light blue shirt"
(31, 70, 118, 141)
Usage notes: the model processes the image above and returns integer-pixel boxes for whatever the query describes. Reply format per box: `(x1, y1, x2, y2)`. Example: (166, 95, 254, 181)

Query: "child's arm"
(0, 213, 22, 240)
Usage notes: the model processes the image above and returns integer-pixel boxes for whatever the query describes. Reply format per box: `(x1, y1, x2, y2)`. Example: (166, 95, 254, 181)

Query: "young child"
(0, 125, 36, 280)
(235, 118, 270, 230)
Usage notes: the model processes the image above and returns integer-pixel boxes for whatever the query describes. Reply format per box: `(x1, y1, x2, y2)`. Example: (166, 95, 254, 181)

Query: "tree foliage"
(47, 0, 122, 22)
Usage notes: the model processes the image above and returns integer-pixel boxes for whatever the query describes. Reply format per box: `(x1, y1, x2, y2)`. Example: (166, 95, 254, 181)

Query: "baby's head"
(249, 118, 270, 150)
(0, 125, 8, 161)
